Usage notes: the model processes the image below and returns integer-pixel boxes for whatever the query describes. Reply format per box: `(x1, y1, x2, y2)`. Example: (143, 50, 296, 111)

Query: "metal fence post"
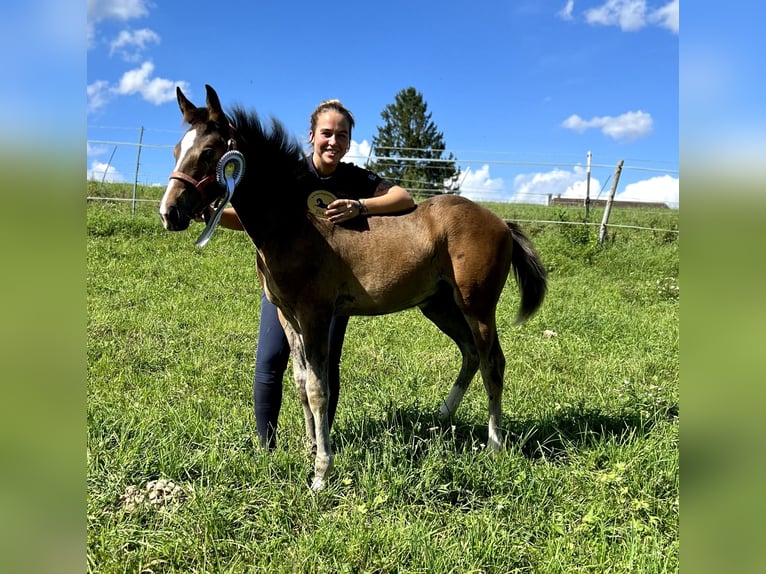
(132, 126, 144, 215)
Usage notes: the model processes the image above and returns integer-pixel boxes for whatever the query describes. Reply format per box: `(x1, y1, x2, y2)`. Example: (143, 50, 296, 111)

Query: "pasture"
(87, 193, 678, 573)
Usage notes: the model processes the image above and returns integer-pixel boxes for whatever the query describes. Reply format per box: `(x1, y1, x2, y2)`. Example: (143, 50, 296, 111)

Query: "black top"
(301, 155, 381, 200)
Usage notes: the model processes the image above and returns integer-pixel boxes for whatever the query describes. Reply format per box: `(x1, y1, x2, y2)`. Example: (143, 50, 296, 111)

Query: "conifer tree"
(369, 87, 459, 197)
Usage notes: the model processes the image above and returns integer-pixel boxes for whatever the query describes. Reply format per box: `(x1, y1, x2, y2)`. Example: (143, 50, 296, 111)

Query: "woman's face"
(309, 110, 351, 175)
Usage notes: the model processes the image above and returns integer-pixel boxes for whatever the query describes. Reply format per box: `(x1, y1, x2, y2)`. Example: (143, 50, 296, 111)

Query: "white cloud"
(113, 61, 188, 105)
(88, 0, 150, 22)
(344, 139, 373, 167)
(513, 165, 678, 208)
(584, 0, 678, 33)
(585, 0, 646, 31)
(88, 62, 189, 113)
(512, 166, 592, 204)
(88, 160, 124, 183)
(87, 1, 188, 112)
(87, 142, 109, 156)
(560, 176, 604, 201)
(110, 28, 160, 61)
(617, 174, 679, 208)
(558, 0, 575, 21)
(87, 0, 150, 46)
(87, 80, 112, 113)
(649, 0, 678, 33)
(458, 165, 505, 201)
(562, 110, 653, 141)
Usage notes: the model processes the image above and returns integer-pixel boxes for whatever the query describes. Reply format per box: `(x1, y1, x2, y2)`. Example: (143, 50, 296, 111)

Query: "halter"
(167, 125, 239, 208)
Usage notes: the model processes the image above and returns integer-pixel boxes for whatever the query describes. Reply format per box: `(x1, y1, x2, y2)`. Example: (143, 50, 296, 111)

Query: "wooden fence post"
(598, 159, 624, 245)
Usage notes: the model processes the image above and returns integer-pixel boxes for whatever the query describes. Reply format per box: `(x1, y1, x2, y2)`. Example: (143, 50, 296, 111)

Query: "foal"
(160, 85, 547, 490)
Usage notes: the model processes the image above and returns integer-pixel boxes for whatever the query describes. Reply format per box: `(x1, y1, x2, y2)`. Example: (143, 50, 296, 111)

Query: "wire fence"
(86, 126, 679, 235)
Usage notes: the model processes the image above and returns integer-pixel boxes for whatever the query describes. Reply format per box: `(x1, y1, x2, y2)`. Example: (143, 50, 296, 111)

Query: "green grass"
(87, 195, 678, 573)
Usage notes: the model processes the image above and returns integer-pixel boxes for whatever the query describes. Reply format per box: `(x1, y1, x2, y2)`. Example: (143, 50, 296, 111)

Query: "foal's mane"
(228, 105, 306, 171)
(223, 105, 312, 219)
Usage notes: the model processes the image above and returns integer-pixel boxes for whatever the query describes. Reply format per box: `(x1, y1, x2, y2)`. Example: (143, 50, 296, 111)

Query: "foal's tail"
(507, 221, 548, 325)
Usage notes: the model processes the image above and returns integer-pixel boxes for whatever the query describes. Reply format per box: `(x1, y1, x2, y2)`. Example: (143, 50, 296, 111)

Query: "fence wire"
(87, 128, 678, 235)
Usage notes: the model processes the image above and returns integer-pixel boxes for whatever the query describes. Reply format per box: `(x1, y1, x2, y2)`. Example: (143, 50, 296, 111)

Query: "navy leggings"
(253, 292, 349, 449)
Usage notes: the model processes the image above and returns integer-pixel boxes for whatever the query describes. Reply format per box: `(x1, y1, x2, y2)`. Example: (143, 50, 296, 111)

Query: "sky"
(7, 5, 766, 570)
(87, 0, 679, 207)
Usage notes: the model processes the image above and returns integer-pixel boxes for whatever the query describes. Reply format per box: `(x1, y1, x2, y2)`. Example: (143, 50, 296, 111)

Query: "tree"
(369, 87, 459, 197)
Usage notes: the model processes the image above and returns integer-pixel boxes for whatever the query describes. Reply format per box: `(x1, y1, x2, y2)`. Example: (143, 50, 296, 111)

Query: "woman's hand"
(193, 206, 212, 223)
(326, 199, 365, 224)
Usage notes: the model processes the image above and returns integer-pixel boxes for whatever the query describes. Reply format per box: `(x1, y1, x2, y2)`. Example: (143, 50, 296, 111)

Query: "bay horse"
(160, 85, 547, 491)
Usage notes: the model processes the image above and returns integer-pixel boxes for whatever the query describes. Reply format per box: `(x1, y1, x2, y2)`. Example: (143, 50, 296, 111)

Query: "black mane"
(224, 105, 312, 234)
(228, 105, 306, 171)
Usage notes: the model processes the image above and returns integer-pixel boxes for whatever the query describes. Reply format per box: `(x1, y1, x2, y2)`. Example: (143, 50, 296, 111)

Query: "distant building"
(547, 194, 669, 209)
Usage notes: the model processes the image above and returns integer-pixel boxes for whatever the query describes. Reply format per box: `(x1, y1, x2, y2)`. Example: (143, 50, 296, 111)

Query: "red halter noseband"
(168, 125, 238, 208)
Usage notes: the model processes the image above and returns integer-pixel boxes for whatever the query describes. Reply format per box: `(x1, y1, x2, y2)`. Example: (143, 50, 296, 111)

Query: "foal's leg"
(419, 291, 479, 420)
(426, 295, 507, 450)
(280, 318, 315, 450)
(467, 317, 506, 451)
(451, 228, 512, 451)
(297, 314, 334, 491)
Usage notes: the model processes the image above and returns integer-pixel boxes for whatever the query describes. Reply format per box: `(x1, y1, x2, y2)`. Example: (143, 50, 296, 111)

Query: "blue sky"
(87, 0, 678, 207)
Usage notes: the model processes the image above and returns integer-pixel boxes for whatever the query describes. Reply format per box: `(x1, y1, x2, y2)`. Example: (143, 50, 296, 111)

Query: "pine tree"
(369, 87, 459, 197)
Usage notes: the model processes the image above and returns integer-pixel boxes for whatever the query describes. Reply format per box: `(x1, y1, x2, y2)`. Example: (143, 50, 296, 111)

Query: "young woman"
(211, 99, 414, 449)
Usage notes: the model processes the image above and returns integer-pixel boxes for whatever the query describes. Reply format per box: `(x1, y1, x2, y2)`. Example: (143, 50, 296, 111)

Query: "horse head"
(159, 85, 236, 231)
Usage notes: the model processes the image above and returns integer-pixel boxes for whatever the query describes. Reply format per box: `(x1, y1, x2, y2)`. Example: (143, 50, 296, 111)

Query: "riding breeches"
(253, 291, 348, 449)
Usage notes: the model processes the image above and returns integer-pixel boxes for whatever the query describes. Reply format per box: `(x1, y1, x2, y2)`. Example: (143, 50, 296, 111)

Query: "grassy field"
(87, 193, 678, 573)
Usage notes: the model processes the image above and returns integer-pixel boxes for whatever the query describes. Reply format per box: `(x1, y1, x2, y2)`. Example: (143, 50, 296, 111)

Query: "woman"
(211, 99, 414, 449)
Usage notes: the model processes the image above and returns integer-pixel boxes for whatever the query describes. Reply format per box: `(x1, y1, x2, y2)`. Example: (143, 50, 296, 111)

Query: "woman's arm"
(195, 206, 245, 230)
(364, 181, 415, 215)
(326, 180, 415, 223)
(217, 207, 245, 230)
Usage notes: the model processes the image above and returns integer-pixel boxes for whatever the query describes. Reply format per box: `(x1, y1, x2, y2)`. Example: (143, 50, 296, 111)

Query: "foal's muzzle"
(160, 204, 192, 231)
(160, 172, 224, 231)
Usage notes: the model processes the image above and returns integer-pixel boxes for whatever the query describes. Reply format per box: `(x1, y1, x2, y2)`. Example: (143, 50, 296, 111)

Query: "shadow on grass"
(332, 399, 678, 465)
(504, 400, 679, 463)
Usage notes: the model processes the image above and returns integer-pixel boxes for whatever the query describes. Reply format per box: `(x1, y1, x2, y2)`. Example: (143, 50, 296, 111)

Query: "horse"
(159, 85, 547, 491)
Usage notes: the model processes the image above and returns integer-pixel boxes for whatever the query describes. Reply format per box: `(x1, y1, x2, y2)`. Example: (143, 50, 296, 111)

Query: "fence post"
(598, 159, 624, 245)
(132, 126, 144, 216)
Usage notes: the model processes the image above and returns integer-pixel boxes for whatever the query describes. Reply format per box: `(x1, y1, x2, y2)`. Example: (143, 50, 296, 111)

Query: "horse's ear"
(205, 85, 225, 124)
(177, 86, 197, 123)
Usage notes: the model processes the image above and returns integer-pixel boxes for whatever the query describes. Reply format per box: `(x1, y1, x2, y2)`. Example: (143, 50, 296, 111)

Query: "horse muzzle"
(160, 171, 222, 231)
(159, 204, 193, 231)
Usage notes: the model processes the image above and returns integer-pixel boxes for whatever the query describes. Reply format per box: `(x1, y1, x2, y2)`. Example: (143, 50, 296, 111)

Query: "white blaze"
(159, 129, 198, 216)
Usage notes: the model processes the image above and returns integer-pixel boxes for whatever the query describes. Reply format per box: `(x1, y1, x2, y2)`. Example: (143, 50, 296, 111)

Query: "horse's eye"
(200, 148, 214, 162)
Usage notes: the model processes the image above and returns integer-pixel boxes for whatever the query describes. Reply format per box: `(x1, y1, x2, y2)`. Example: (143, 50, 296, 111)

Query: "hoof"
(438, 404, 451, 421)
(310, 476, 326, 492)
(487, 434, 504, 452)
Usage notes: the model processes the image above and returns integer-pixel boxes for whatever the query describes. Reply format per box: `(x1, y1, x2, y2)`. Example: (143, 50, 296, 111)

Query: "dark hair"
(310, 99, 355, 135)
